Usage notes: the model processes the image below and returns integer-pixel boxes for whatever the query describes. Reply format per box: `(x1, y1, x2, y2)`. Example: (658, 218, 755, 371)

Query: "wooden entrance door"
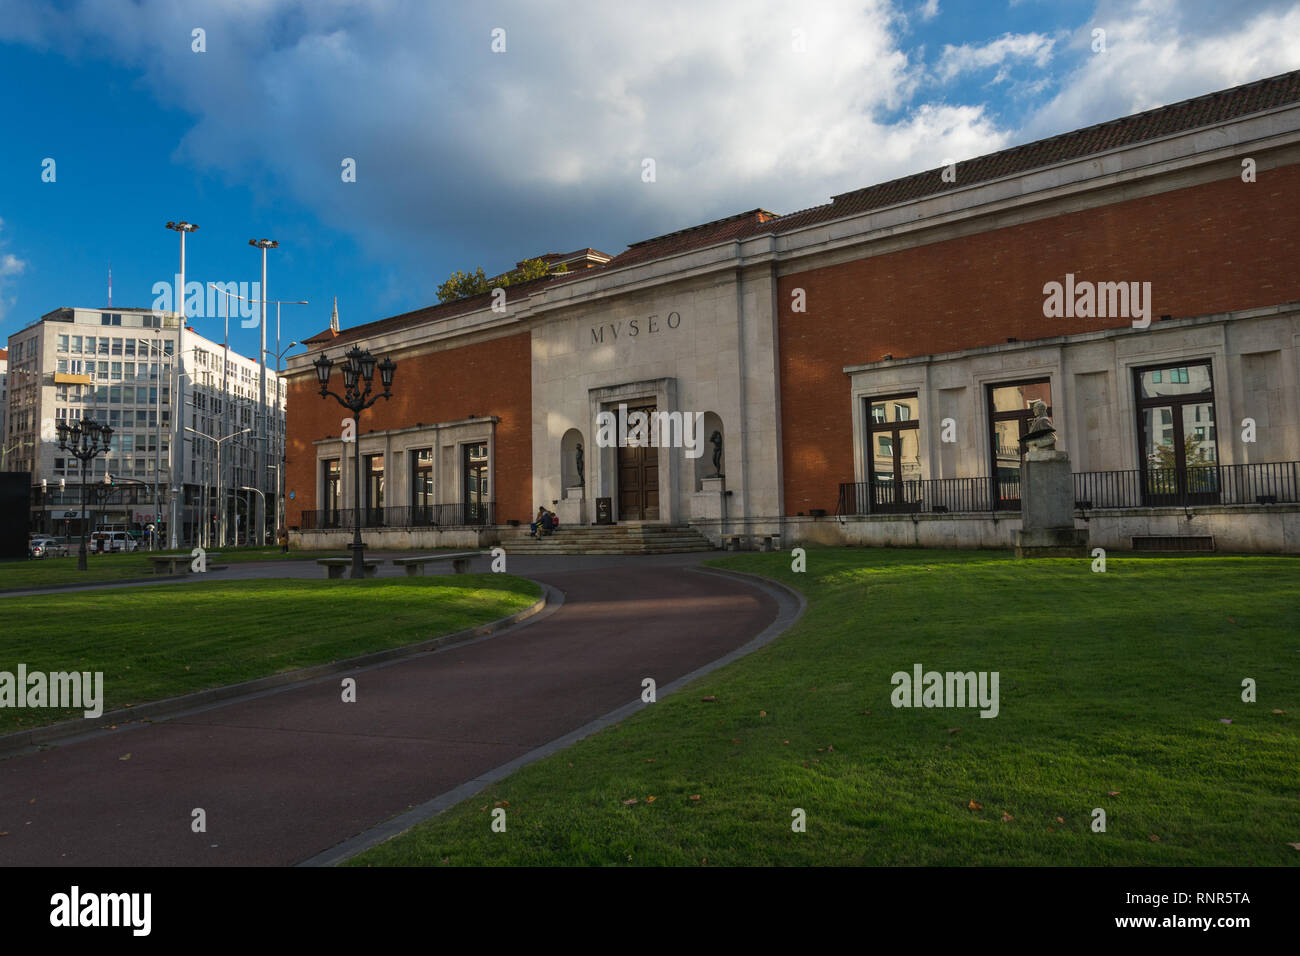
(617, 404, 659, 520)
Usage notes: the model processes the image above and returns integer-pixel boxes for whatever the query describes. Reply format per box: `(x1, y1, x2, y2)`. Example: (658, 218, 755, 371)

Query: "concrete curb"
(300, 565, 806, 867)
(0, 584, 553, 758)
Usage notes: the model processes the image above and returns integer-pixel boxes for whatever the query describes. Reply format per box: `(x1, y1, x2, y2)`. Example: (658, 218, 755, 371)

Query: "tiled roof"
(598, 209, 781, 270)
(773, 68, 1300, 231)
(302, 274, 558, 351)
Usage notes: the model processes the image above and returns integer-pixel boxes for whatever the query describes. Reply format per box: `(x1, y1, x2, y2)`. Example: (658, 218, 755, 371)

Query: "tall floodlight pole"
(166, 221, 199, 322)
(249, 238, 277, 545)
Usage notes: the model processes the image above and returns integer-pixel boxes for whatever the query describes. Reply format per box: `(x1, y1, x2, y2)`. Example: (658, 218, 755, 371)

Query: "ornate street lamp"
(56, 416, 114, 571)
(314, 345, 396, 578)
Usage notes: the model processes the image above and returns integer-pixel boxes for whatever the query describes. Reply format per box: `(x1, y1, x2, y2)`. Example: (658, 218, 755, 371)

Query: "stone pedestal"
(692, 476, 726, 521)
(1015, 450, 1088, 558)
(557, 486, 587, 527)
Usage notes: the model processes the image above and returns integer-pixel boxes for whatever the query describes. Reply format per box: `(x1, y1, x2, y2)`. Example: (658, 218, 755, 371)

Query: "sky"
(1, 0, 1298, 364)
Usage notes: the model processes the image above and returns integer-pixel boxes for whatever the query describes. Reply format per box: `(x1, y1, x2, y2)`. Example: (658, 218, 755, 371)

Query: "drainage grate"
(1131, 535, 1215, 552)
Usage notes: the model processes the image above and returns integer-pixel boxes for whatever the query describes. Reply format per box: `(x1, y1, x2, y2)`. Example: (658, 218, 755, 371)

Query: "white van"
(91, 531, 137, 553)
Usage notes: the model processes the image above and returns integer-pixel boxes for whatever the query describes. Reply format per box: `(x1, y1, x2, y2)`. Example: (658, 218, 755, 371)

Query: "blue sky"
(1, 0, 1297, 363)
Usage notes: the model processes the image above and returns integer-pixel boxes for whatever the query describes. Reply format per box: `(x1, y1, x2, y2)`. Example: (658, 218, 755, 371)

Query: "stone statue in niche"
(575, 442, 585, 488)
(710, 430, 724, 477)
(1022, 399, 1057, 453)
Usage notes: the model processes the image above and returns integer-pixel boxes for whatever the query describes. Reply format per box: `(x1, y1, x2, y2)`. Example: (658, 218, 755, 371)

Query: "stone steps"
(497, 524, 716, 554)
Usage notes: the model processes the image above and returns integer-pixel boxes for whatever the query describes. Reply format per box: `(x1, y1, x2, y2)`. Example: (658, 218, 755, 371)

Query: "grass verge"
(0, 575, 542, 731)
(348, 549, 1299, 866)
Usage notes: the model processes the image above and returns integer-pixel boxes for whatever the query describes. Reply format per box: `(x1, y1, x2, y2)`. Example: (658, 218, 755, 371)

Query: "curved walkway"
(0, 556, 796, 866)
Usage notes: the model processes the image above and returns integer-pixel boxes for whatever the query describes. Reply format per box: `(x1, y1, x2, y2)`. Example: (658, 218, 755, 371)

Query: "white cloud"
(919, 0, 941, 22)
(0, 218, 28, 325)
(936, 32, 1057, 82)
(0, 0, 1010, 279)
(1020, 0, 1300, 139)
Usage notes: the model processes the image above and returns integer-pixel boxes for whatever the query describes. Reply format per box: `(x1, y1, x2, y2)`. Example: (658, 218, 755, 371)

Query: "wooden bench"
(391, 551, 486, 576)
(146, 552, 222, 574)
(317, 557, 383, 579)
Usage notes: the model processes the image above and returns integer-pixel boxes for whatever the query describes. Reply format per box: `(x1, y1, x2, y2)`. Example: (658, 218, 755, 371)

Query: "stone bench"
(146, 553, 221, 574)
(725, 536, 779, 552)
(391, 551, 485, 576)
(317, 557, 383, 579)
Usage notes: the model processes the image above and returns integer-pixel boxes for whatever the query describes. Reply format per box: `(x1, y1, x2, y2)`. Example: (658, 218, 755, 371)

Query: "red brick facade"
(285, 331, 533, 525)
(777, 162, 1300, 515)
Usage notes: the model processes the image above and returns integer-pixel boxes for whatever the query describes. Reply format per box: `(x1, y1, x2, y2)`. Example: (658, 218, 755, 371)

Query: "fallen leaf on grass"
(1046, 826, 1055, 832)
(1286, 843, 1300, 851)
(948, 728, 961, 734)
(759, 711, 767, 717)
(968, 800, 982, 810)
(783, 740, 790, 745)
(701, 696, 717, 703)
(732, 738, 741, 744)
(1056, 816, 1065, 824)
(1107, 790, 1120, 797)
(690, 794, 701, 802)
(1149, 834, 1160, 842)
(1273, 709, 1287, 715)
(622, 798, 638, 806)
(646, 796, 656, 803)
(494, 800, 509, 808)
(1002, 812, 1014, 822)
(1219, 718, 1233, 724)
(646, 759, 656, 763)
(119, 754, 130, 761)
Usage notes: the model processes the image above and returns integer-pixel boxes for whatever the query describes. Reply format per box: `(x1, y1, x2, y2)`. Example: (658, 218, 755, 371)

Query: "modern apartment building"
(4, 307, 285, 546)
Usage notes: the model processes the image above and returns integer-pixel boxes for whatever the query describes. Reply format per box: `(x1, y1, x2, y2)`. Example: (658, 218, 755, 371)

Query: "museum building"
(284, 70, 1300, 554)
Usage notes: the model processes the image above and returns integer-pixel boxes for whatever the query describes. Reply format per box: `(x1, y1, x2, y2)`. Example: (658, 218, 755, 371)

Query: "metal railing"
(1073, 462, 1300, 509)
(297, 501, 495, 530)
(838, 461, 1300, 515)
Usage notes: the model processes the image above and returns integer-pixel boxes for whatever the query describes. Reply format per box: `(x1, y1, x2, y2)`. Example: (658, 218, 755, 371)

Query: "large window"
(463, 443, 489, 524)
(411, 448, 433, 516)
(364, 454, 385, 524)
(866, 394, 920, 511)
(322, 459, 340, 526)
(1135, 361, 1218, 504)
(987, 379, 1052, 509)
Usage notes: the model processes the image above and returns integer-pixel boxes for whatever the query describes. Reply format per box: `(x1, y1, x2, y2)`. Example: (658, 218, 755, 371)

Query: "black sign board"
(0, 472, 31, 560)
(595, 497, 613, 525)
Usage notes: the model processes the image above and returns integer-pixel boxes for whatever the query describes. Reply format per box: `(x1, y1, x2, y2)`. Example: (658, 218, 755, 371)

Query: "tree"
(435, 258, 566, 303)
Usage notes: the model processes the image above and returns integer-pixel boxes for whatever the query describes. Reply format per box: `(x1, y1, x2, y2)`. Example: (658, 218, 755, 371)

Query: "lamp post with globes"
(313, 345, 396, 578)
(56, 416, 114, 571)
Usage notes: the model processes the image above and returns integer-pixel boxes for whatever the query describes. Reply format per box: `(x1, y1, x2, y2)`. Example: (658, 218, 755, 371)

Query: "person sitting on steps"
(529, 506, 546, 537)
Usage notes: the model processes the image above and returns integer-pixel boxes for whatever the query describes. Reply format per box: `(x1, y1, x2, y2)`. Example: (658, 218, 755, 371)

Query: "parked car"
(90, 531, 137, 553)
(29, 537, 70, 559)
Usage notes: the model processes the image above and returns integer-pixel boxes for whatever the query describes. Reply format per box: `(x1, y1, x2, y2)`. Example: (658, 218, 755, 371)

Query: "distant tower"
(330, 296, 339, 333)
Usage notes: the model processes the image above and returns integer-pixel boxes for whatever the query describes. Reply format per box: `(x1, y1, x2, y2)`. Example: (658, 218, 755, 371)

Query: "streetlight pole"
(249, 238, 277, 547)
(186, 425, 249, 548)
(56, 417, 113, 571)
(267, 339, 300, 551)
(214, 287, 306, 548)
(313, 345, 396, 578)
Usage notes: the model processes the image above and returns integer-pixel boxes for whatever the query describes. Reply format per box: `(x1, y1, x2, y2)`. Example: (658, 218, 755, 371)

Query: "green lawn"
(0, 547, 344, 590)
(349, 549, 1299, 866)
(0, 575, 542, 731)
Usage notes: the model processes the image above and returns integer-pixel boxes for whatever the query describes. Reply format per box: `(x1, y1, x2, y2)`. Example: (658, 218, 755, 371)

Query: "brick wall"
(778, 163, 1300, 514)
(285, 330, 532, 525)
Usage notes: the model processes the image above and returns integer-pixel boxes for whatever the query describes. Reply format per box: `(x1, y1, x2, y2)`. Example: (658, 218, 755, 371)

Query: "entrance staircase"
(497, 523, 716, 555)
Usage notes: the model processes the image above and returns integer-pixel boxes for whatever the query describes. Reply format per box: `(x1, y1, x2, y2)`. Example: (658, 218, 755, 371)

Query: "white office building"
(4, 307, 285, 546)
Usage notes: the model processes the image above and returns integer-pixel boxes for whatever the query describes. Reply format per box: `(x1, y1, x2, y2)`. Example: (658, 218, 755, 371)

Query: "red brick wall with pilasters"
(778, 163, 1300, 515)
(285, 331, 532, 526)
